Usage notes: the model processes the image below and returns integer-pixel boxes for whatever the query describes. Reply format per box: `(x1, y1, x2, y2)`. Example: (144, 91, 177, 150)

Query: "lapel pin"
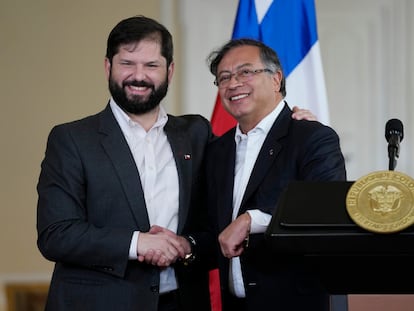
(269, 149, 274, 156)
(184, 154, 191, 160)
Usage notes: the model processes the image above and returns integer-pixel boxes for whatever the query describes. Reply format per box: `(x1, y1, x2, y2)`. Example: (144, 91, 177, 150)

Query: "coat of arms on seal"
(346, 170, 414, 233)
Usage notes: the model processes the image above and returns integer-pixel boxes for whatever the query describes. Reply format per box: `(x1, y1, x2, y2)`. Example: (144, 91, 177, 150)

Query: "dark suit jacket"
(205, 103, 347, 311)
(37, 104, 212, 311)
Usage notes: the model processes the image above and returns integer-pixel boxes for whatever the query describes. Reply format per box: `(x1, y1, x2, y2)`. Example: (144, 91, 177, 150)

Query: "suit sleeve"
(298, 124, 347, 181)
(36, 125, 132, 278)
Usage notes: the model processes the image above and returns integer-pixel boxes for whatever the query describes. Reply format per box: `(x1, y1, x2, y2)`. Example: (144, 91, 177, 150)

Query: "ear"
(272, 70, 283, 92)
(104, 58, 111, 80)
(167, 62, 175, 84)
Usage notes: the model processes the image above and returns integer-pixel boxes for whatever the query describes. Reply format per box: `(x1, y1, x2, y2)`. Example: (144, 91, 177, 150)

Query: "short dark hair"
(106, 15, 173, 67)
(207, 38, 286, 97)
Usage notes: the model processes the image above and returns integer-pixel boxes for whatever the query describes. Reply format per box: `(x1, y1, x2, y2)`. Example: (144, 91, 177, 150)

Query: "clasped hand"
(137, 225, 191, 267)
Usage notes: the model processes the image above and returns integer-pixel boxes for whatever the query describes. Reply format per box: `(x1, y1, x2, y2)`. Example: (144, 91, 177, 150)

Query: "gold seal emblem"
(346, 170, 414, 233)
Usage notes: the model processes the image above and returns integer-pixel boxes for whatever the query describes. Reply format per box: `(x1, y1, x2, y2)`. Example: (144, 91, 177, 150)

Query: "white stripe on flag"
(285, 41, 330, 125)
(254, 0, 273, 23)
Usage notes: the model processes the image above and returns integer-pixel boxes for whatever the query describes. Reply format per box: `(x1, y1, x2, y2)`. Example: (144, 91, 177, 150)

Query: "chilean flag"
(210, 0, 329, 136)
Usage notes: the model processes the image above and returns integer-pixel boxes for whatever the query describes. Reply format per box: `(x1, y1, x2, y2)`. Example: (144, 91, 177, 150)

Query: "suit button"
(150, 285, 159, 293)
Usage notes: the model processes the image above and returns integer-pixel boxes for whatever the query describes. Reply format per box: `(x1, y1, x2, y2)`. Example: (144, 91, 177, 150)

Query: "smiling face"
(216, 45, 283, 133)
(104, 39, 174, 115)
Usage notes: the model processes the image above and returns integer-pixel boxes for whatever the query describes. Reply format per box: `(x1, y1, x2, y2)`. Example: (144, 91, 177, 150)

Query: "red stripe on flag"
(209, 268, 222, 311)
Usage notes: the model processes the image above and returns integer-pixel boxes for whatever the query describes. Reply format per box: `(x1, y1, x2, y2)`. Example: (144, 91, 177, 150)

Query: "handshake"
(137, 225, 194, 267)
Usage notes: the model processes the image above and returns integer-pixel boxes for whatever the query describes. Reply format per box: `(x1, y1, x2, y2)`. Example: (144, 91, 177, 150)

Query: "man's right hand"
(137, 225, 188, 267)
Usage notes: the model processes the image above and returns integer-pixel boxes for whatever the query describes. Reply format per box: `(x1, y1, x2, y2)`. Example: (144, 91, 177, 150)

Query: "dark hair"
(207, 38, 286, 97)
(106, 15, 173, 67)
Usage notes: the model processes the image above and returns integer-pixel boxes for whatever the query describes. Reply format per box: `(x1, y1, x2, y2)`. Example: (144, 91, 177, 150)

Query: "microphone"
(385, 118, 404, 171)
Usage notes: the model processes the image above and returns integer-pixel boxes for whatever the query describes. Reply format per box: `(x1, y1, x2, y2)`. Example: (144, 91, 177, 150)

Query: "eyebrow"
(217, 63, 255, 75)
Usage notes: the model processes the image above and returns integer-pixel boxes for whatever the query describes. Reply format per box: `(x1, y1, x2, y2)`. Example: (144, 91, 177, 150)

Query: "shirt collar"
(109, 97, 168, 132)
(234, 100, 285, 144)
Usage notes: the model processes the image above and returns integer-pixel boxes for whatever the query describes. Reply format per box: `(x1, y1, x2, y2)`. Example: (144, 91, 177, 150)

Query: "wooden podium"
(265, 181, 414, 310)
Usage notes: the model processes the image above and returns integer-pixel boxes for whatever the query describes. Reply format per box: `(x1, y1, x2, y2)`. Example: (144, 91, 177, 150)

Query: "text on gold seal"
(346, 170, 414, 233)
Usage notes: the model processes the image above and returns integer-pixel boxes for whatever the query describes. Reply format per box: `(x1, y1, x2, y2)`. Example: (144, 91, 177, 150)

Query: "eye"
(146, 62, 160, 68)
(239, 69, 253, 77)
(218, 74, 231, 83)
(120, 60, 134, 66)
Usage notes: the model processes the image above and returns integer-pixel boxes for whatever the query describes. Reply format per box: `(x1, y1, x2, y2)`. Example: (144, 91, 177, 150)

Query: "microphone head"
(385, 118, 404, 142)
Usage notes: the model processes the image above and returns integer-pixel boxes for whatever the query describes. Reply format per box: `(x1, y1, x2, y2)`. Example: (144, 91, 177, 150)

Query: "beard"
(109, 74, 169, 115)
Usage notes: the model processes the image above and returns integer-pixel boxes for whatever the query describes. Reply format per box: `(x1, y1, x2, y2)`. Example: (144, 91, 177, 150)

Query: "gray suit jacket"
(37, 104, 212, 311)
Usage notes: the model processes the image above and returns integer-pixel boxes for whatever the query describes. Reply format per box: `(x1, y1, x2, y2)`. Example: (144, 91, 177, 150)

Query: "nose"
(228, 73, 243, 87)
(130, 64, 147, 81)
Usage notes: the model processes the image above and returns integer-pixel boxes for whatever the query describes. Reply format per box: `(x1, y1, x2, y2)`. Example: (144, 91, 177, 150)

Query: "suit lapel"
(240, 104, 291, 212)
(98, 105, 150, 231)
(164, 117, 192, 234)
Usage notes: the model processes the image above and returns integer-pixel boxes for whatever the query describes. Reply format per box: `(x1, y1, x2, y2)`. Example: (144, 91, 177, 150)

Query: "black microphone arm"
(385, 119, 404, 171)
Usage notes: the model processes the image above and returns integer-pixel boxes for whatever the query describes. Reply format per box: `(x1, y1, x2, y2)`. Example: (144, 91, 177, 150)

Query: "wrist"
(243, 213, 251, 248)
(182, 235, 196, 265)
(244, 212, 252, 231)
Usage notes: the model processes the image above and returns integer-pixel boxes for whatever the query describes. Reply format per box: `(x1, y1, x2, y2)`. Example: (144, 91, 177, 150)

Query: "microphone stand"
(388, 144, 398, 171)
(388, 156, 396, 171)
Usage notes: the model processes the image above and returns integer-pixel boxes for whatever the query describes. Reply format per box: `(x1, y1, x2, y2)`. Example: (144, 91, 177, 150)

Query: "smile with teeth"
(127, 85, 151, 94)
(230, 93, 249, 101)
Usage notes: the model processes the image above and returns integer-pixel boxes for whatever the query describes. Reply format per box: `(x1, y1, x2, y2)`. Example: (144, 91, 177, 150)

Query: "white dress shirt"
(110, 99, 179, 294)
(230, 100, 284, 297)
